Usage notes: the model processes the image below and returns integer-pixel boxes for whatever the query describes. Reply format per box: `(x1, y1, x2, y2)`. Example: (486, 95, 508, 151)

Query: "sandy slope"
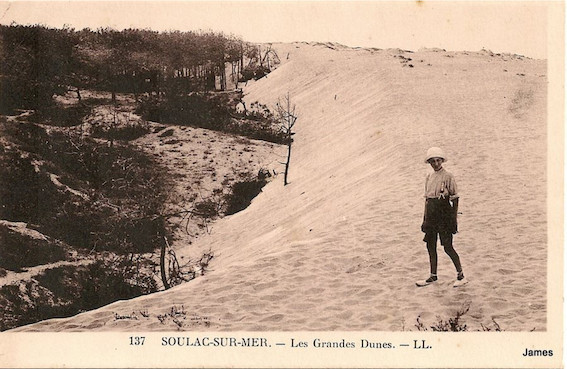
(134, 122, 284, 265)
(15, 43, 547, 332)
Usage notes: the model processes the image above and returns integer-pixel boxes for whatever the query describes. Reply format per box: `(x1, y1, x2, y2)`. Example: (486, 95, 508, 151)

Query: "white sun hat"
(425, 147, 446, 163)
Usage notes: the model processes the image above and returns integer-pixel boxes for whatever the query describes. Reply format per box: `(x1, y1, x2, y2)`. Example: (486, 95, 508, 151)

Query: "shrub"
(194, 199, 220, 219)
(246, 101, 274, 121)
(158, 128, 175, 137)
(239, 65, 271, 82)
(0, 256, 158, 331)
(28, 104, 92, 127)
(0, 223, 68, 271)
(0, 76, 63, 114)
(224, 178, 267, 215)
(136, 93, 288, 144)
(0, 149, 46, 221)
(0, 121, 170, 254)
(136, 93, 231, 130)
(91, 123, 150, 141)
(415, 303, 471, 332)
(74, 256, 158, 308)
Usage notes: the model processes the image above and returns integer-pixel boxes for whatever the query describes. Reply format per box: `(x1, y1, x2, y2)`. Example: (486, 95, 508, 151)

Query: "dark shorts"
(423, 231, 453, 247)
(421, 198, 457, 246)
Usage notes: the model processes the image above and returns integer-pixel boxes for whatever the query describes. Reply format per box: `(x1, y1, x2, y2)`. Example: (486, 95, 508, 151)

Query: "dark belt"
(426, 197, 449, 202)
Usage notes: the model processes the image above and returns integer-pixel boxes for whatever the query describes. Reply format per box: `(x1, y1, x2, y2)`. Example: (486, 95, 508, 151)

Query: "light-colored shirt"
(424, 168, 459, 200)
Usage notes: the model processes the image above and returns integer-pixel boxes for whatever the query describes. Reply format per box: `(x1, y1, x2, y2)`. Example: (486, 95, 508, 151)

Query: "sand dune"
(14, 43, 547, 332)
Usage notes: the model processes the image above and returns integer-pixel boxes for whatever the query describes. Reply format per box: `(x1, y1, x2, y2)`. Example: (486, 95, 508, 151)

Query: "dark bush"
(136, 93, 288, 144)
(415, 303, 471, 332)
(0, 258, 158, 331)
(28, 104, 92, 127)
(137, 93, 231, 130)
(229, 118, 288, 144)
(1, 121, 51, 155)
(45, 200, 103, 249)
(225, 178, 267, 215)
(102, 216, 167, 254)
(239, 65, 271, 82)
(91, 123, 150, 141)
(0, 224, 68, 272)
(55, 257, 158, 310)
(157, 128, 174, 137)
(0, 76, 63, 114)
(0, 147, 99, 249)
(0, 121, 169, 254)
(194, 199, 220, 218)
(0, 149, 44, 221)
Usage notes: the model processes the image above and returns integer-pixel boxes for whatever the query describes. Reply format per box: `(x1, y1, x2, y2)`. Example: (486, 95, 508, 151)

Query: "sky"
(0, 1, 550, 59)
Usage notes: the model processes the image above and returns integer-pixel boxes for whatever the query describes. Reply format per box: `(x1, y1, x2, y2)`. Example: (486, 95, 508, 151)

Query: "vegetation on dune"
(136, 92, 288, 144)
(0, 25, 74, 112)
(413, 303, 504, 332)
(27, 104, 93, 127)
(0, 257, 158, 331)
(0, 23, 282, 330)
(225, 178, 268, 215)
(0, 107, 273, 328)
(0, 223, 68, 272)
(0, 23, 285, 145)
(0, 120, 169, 254)
(0, 24, 278, 114)
(91, 120, 151, 142)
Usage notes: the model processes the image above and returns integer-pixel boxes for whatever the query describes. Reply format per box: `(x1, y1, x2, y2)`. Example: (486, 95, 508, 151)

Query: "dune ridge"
(14, 43, 547, 332)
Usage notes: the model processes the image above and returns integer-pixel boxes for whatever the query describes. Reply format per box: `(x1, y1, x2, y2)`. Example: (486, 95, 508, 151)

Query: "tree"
(275, 93, 298, 186)
(0, 24, 75, 112)
(260, 44, 280, 71)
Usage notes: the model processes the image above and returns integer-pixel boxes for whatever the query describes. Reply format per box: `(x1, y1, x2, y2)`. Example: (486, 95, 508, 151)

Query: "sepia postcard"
(0, 1, 563, 368)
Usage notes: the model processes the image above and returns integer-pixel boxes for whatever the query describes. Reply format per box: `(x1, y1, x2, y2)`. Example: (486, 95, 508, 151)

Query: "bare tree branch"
(274, 92, 298, 185)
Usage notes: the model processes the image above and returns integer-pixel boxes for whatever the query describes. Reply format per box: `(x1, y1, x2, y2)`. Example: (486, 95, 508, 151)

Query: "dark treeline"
(0, 24, 268, 113)
(0, 24, 283, 330)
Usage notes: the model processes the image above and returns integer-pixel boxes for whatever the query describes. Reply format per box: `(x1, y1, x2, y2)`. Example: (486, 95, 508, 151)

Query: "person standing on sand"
(417, 147, 467, 288)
